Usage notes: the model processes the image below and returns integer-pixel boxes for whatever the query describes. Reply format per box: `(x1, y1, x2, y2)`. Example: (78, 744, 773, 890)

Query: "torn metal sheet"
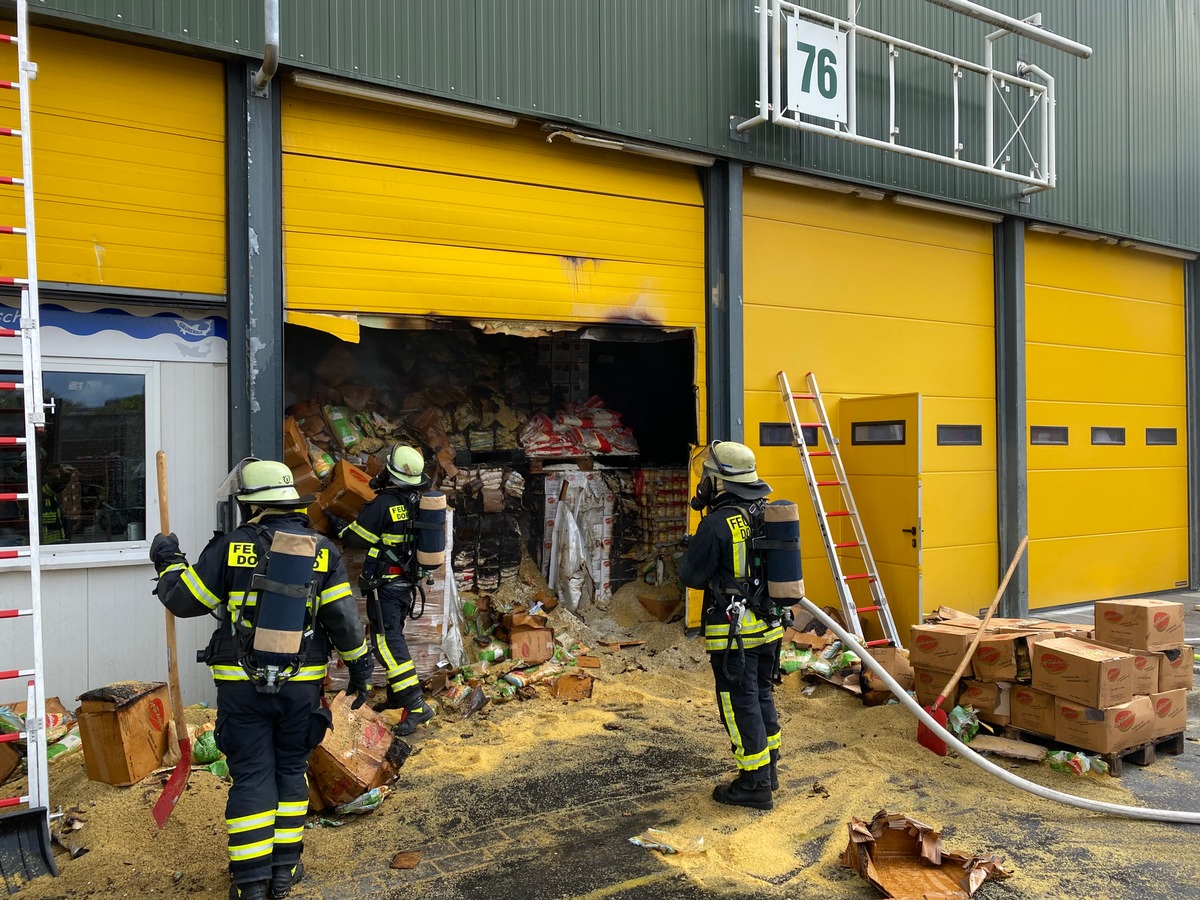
(842, 810, 1012, 899)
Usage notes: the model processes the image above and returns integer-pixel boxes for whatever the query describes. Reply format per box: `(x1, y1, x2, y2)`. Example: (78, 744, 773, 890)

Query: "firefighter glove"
(149, 532, 187, 573)
(347, 654, 375, 709)
(326, 513, 350, 536)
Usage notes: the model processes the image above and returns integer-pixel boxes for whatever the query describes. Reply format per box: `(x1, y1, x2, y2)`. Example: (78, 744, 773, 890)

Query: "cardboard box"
(1031, 637, 1135, 709)
(318, 459, 376, 520)
(509, 612, 555, 664)
(1093, 598, 1185, 651)
(958, 679, 1011, 726)
(0, 741, 20, 783)
(909, 623, 979, 676)
(1090, 639, 1160, 696)
(971, 631, 1038, 683)
(290, 460, 321, 498)
(550, 671, 593, 701)
(1149, 689, 1187, 739)
(1054, 696, 1154, 755)
(1010, 686, 1055, 736)
(307, 692, 397, 811)
(283, 415, 307, 469)
(637, 593, 681, 622)
(75, 681, 171, 786)
(911, 668, 956, 712)
(1157, 645, 1195, 691)
(863, 647, 914, 693)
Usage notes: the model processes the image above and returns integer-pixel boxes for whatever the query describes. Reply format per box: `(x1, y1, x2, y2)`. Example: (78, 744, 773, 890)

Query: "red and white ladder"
(777, 370, 901, 648)
(0, 0, 56, 869)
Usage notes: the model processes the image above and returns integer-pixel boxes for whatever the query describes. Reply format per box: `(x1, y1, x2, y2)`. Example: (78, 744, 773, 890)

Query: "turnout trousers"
(709, 639, 782, 783)
(214, 680, 324, 885)
(368, 580, 422, 706)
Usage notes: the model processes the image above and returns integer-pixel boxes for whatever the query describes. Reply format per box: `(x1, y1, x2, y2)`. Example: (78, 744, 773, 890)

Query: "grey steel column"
(1186, 259, 1200, 587)
(994, 218, 1028, 616)
(702, 161, 745, 443)
(226, 62, 284, 464)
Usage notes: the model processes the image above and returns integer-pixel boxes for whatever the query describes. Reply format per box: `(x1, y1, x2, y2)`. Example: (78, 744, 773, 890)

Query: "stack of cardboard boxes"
(910, 598, 1191, 758)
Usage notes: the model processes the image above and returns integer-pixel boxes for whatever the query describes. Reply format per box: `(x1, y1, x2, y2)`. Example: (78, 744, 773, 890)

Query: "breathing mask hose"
(798, 598, 1200, 825)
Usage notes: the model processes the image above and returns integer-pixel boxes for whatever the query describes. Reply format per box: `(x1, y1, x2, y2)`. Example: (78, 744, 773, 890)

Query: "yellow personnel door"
(838, 394, 923, 640)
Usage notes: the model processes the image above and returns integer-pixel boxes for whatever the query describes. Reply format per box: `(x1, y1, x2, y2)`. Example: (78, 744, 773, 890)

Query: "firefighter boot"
(769, 750, 780, 792)
(229, 881, 269, 900)
(393, 699, 435, 736)
(712, 770, 773, 811)
(269, 862, 304, 899)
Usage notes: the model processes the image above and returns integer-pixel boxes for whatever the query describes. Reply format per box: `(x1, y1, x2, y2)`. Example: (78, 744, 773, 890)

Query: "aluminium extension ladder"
(0, 0, 57, 881)
(777, 370, 901, 648)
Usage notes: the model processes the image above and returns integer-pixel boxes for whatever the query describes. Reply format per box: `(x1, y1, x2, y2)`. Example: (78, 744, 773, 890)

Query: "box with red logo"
(970, 631, 1038, 682)
(909, 623, 979, 676)
(1092, 598, 1185, 651)
(1054, 695, 1154, 754)
(1157, 646, 1195, 691)
(1089, 639, 1160, 696)
(1149, 689, 1188, 739)
(911, 667, 957, 712)
(957, 679, 1011, 726)
(1031, 637, 1135, 709)
(1010, 686, 1055, 736)
(75, 681, 171, 786)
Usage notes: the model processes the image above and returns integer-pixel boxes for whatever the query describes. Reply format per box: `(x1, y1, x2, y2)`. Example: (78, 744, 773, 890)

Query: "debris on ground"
(1046, 749, 1110, 777)
(842, 810, 1012, 899)
(629, 828, 705, 856)
(390, 850, 423, 870)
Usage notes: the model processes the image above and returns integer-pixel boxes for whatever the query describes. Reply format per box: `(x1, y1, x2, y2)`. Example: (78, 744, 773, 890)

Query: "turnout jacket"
(678, 495, 783, 652)
(157, 511, 369, 682)
(338, 486, 430, 580)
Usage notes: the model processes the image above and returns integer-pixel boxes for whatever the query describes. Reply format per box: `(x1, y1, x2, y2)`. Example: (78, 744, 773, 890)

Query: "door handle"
(902, 526, 917, 548)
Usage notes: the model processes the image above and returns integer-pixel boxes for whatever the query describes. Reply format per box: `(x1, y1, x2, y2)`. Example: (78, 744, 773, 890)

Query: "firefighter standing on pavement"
(150, 459, 373, 900)
(678, 440, 783, 811)
(326, 444, 440, 736)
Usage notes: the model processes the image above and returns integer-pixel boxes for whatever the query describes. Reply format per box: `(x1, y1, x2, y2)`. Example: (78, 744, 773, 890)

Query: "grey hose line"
(798, 598, 1200, 824)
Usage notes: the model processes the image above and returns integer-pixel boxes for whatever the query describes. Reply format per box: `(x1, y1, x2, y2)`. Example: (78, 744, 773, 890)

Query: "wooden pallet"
(1000, 725, 1186, 777)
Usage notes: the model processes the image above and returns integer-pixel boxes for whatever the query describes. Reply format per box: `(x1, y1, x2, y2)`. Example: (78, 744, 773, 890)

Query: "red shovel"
(917, 535, 1028, 756)
(152, 450, 193, 828)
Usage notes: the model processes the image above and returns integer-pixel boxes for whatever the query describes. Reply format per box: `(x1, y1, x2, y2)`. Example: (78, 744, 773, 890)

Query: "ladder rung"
(0, 550, 29, 560)
(791, 393, 815, 400)
(864, 639, 893, 648)
(0, 35, 14, 44)
(0, 177, 23, 185)
(856, 605, 881, 613)
(799, 422, 822, 429)
(0, 382, 20, 389)
(0, 796, 31, 810)
(0, 226, 27, 235)
(0, 669, 35, 681)
(0, 81, 18, 91)
(808, 450, 832, 457)
(0, 492, 29, 501)
(0, 732, 27, 744)
(834, 541, 860, 549)
(0, 437, 27, 445)
(0, 329, 19, 338)
(843, 573, 875, 582)
(0, 609, 33, 618)
(0, 276, 29, 285)
(826, 510, 851, 518)
(0, 128, 23, 138)
(816, 480, 842, 487)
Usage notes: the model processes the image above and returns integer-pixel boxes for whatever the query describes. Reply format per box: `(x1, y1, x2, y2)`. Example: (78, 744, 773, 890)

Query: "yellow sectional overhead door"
(1026, 233, 1187, 608)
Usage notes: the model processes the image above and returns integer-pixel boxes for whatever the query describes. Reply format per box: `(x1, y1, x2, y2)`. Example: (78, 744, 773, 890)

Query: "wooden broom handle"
(156, 451, 189, 741)
(934, 535, 1029, 704)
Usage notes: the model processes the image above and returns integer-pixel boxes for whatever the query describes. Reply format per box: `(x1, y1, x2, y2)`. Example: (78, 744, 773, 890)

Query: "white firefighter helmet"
(692, 440, 759, 484)
(217, 458, 308, 506)
(386, 444, 428, 487)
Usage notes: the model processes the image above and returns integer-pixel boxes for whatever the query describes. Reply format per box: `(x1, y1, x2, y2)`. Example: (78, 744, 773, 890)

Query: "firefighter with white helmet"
(678, 440, 783, 811)
(327, 444, 443, 735)
(150, 458, 372, 900)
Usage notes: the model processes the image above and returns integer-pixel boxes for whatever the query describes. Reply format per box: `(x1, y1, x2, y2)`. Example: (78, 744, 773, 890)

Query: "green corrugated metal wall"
(25, 0, 1200, 249)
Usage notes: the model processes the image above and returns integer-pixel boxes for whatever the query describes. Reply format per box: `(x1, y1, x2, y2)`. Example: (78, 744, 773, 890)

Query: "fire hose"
(799, 598, 1200, 825)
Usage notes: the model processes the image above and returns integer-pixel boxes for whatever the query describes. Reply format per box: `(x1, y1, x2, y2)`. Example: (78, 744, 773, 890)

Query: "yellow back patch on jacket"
(227, 543, 329, 571)
(389, 505, 410, 523)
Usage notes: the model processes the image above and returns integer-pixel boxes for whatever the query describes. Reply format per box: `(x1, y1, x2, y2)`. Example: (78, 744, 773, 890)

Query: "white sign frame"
(787, 18, 847, 124)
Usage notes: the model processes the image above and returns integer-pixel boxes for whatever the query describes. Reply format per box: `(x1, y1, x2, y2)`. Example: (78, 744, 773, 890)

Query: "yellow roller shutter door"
(1026, 233, 1187, 608)
(0, 29, 224, 293)
(279, 87, 705, 382)
(743, 181, 997, 629)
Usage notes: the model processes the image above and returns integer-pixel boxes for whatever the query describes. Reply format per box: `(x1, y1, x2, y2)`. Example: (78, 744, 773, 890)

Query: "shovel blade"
(917, 706, 950, 757)
(152, 738, 192, 829)
(0, 807, 58, 892)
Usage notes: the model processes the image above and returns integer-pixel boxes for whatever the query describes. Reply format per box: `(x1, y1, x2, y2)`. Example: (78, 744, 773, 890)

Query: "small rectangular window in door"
(1146, 427, 1177, 446)
(851, 420, 905, 445)
(1091, 427, 1125, 446)
(759, 422, 819, 448)
(936, 424, 982, 446)
(1030, 426, 1068, 446)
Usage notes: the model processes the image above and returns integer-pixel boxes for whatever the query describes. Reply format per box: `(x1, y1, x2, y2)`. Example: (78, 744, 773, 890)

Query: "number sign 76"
(787, 19, 847, 124)
(795, 41, 838, 99)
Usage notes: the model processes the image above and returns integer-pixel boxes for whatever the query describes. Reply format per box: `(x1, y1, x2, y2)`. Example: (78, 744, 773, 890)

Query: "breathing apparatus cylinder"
(248, 530, 316, 669)
(415, 491, 447, 568)
(763, 500, 804, 600)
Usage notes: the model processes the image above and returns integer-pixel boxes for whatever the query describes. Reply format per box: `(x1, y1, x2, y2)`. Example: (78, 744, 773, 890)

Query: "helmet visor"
(216, 457, 259, 500)
(690, 444, 714, 481)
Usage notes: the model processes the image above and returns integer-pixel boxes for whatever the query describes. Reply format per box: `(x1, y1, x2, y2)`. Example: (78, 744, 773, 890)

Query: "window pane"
(1146, 427, 1177, 446)
(851, 420, 905, 445)
(1030, 426, 1068, 446)
(0, 371, 146, 547)
(936, 424, 982, 446)
(1090, 427, 1125, 446)
(759, 422, 793, 447)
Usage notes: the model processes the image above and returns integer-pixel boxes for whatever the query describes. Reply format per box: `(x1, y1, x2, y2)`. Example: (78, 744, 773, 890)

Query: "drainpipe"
(251, 0, 280, 96)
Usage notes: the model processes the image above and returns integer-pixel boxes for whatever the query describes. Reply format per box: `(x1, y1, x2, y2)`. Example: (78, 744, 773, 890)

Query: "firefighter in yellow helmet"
(326, 444, 442, 736)
(150, 459, 372, 900)
(678, 440, 782, 811)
